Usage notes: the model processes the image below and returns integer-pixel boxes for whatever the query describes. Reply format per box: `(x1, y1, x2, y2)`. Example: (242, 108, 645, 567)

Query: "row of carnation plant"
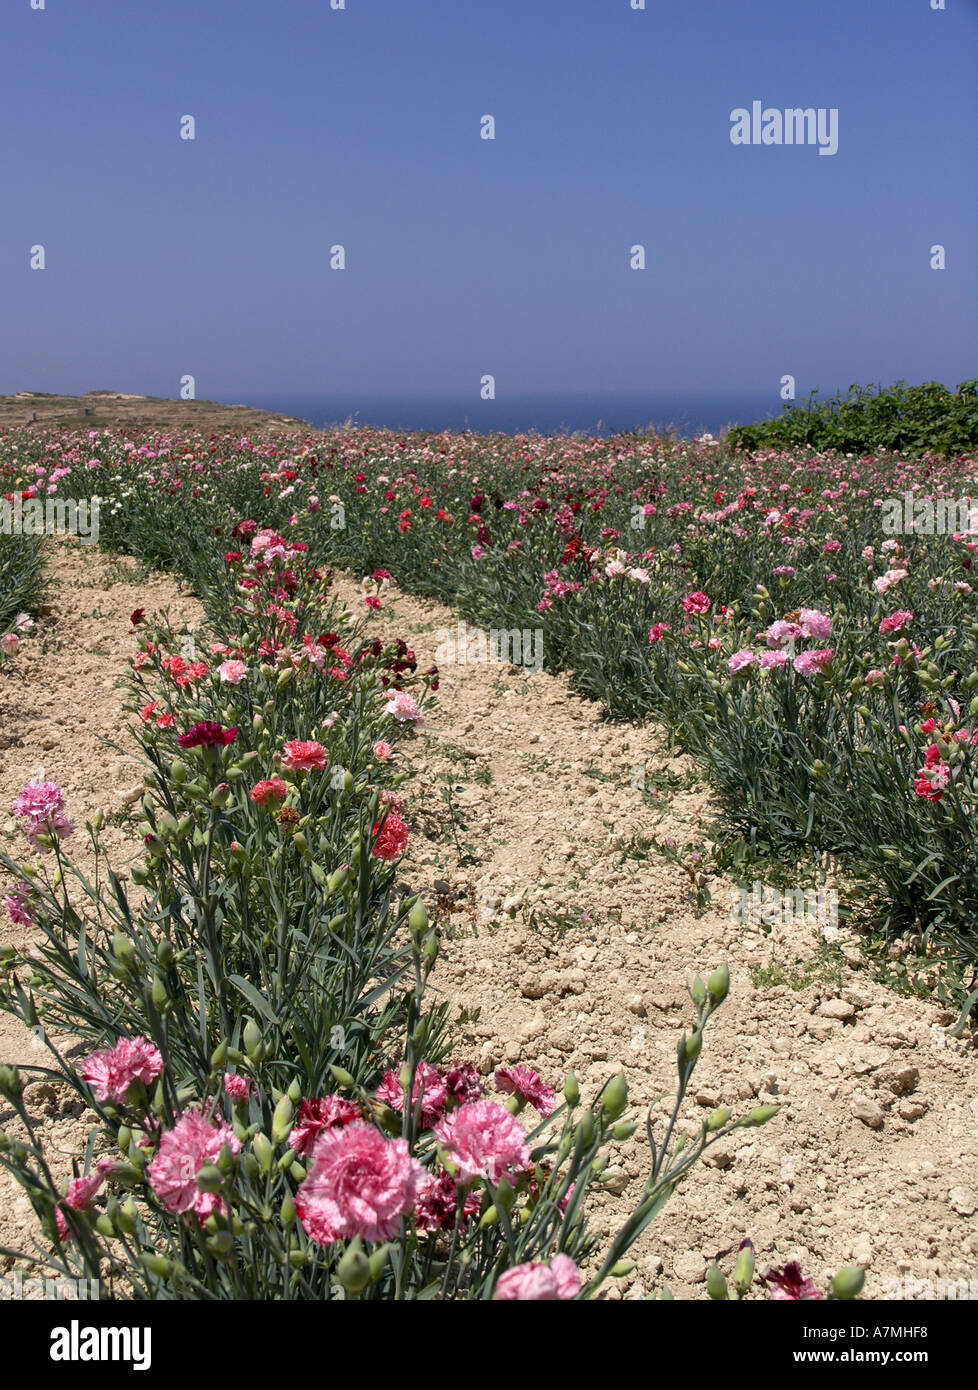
(0, 512, 863, 1299)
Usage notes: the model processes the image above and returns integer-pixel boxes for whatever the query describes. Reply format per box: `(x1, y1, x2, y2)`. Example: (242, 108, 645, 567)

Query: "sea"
(242, 391, 786, 439)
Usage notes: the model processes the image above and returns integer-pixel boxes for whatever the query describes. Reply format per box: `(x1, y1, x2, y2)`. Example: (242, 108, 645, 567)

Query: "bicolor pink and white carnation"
(147, 1109, 241, 1221)
(384, 690, 423, 724)
(12, 780, 73, 850)
(494, 1254, 581, 1301)
(294, 1121, 424, 1244)
(433, 1099, 531, 1185)
(377, 1061, 448, 1129)
(80, 1035, 163, 1103)
(494, 1065, 556, 1116)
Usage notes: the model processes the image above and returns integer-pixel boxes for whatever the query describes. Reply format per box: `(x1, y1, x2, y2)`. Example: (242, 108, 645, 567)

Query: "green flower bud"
(151, 974, 168, 1007)
(689, 975, 707, 1008)
(336, 1237, 371, 1293)
(280, 1193, 295, 1225)
(495, 1176, 516, 1212)
(408, 898, 429, 939)
(479, 1205, 499, 1229)
(734, 1241, 755, 1294)
(206, 1231, 235, 1259)
(707, 962, 730, 1004)
(327, 865, 350, 894)
(680, 1029, 703, 1066)
(116, 1199, 138, 1236)
(140, 1255, 174, 1279)
(329, 1064, 355, 1089)
(112, 931, 135, 963)
(196, 1163, 223, 1194)
(156, 938, 176, 969)
(271, 1094, 295, 1144)
(287, 1079, 302, 1103)
(95, 1214, 115, 1238)
(243, 1018, 263, 1061)
(170, 760, 187, 783)
(707, 1107, 731, 1131)
(211, 1039, 229, 1070)
(253, 1133, 273, 1173)
(368, 1244, 391, 1282)
(563, 1072, 580, 1108)
(577, 1111, 597, 1147)
(611, 1120, 638, 1141)
(744, 1104, 780, 1127)
(831, 1265, 865, 1300)
(611, 1259, 635, 1277)
(706, 1264, 728, 1299)
(601, 1072, 628, 1122)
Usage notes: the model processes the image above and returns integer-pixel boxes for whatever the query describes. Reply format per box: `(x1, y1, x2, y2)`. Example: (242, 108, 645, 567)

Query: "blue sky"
(1, 0, 974, 409)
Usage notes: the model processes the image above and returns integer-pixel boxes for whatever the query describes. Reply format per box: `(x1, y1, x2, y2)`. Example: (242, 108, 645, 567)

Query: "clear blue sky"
(1, 0, 975, 404)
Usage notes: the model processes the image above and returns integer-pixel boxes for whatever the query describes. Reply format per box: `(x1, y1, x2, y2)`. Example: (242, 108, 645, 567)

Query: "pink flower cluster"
(80, 1035, 164, 1103)
(12, 780, 73, 850)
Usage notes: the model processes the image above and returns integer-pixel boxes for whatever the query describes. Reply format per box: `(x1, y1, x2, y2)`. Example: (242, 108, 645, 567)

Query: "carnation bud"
(408, 898, 429, 940)
(196, 1163, 223, 1194)
(280, 1193, 295, 1225)
(679, 1029, 703, 1067)
(156, 938, 175, 969)
(611, 1120, 638, 1141)
(707, 1107, 731, 1132)
(170, 760, 187, 783)
(335, 1237, 371, 1293)
(689, 975, 707, 1008)
(252, 1133, 273, 1173)
(210, 1039, 229, 1070)
(130, 864, 151, 886)
(610, 1259, 635, 1277)
(707, 963, 730, 1004)
(563, 1072, 580, 1108)
(744, 1104, 779, 1127)
(310, 863, 327, 887)
(329, 1064, 355, 1089)
(151, 974, 168, 1007)
(368, 1244, 391, 1282)
(243, 1018, 263, 1060)
(327, 865, 350, 894)
(140, 1255, 174, 1279)
(116, 1199, 138, 1236)
(734, 1239, 755, 1294)
(494, 1175, 516, 1211)
(600, 1072, 628, 1121)
(706, 1264, 728, 1300)
(479, 1205, 499, 1229)
(112, 931, 135, 963)
(271, 1094, 295, 1144)
(206, 1231, 235, 1259)
(831, 1265, 865, 1300)
(577, 1111, 597, 1147)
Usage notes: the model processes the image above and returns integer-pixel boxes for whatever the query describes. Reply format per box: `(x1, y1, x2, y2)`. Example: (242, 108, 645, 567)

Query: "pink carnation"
(147, 1109, 242, 1221)
(12, 780, 73, 850)
(879, 610, 913, 635)
(433, 1099, 531, 1186)
(681, 591, 710, 616)
(373, 741, 393, 762)
(81, 1035, 164, 1103)
(798, 608, 831, 641)
(294, 1121, 424, 1245)
(384, 690, 424, 725)
(377, 1062, 448, 1129)
(281, 740, 328, 772)
(793, 648, 833, 677)
(728, 648, 757, 674)
(218, 659, 248, 684)
(494, 1065, 556, 1117)
(758, 650, 789, 670)
(765, 620, 803, 650)
(495, 1254, 581, 1301)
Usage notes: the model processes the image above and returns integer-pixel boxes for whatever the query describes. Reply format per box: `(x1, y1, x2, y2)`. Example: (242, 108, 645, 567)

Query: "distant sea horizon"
(241, 391, 789, 439)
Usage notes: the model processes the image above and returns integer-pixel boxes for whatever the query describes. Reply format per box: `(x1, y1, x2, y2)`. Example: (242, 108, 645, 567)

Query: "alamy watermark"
(730, 102, 838, 156)
(435, 620, 543, 672)
(881, 492, 978, 536)
(0, 1270, 99, 1300)
(0, 494, 99, 544)
(731, 883, 839, 938)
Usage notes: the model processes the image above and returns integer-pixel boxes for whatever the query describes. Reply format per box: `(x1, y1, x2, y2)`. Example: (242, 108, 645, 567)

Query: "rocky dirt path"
(1, 547, 975, 1298)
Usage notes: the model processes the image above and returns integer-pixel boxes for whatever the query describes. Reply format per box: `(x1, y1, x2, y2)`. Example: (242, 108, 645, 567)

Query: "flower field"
(0, 420, 976, 1301)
